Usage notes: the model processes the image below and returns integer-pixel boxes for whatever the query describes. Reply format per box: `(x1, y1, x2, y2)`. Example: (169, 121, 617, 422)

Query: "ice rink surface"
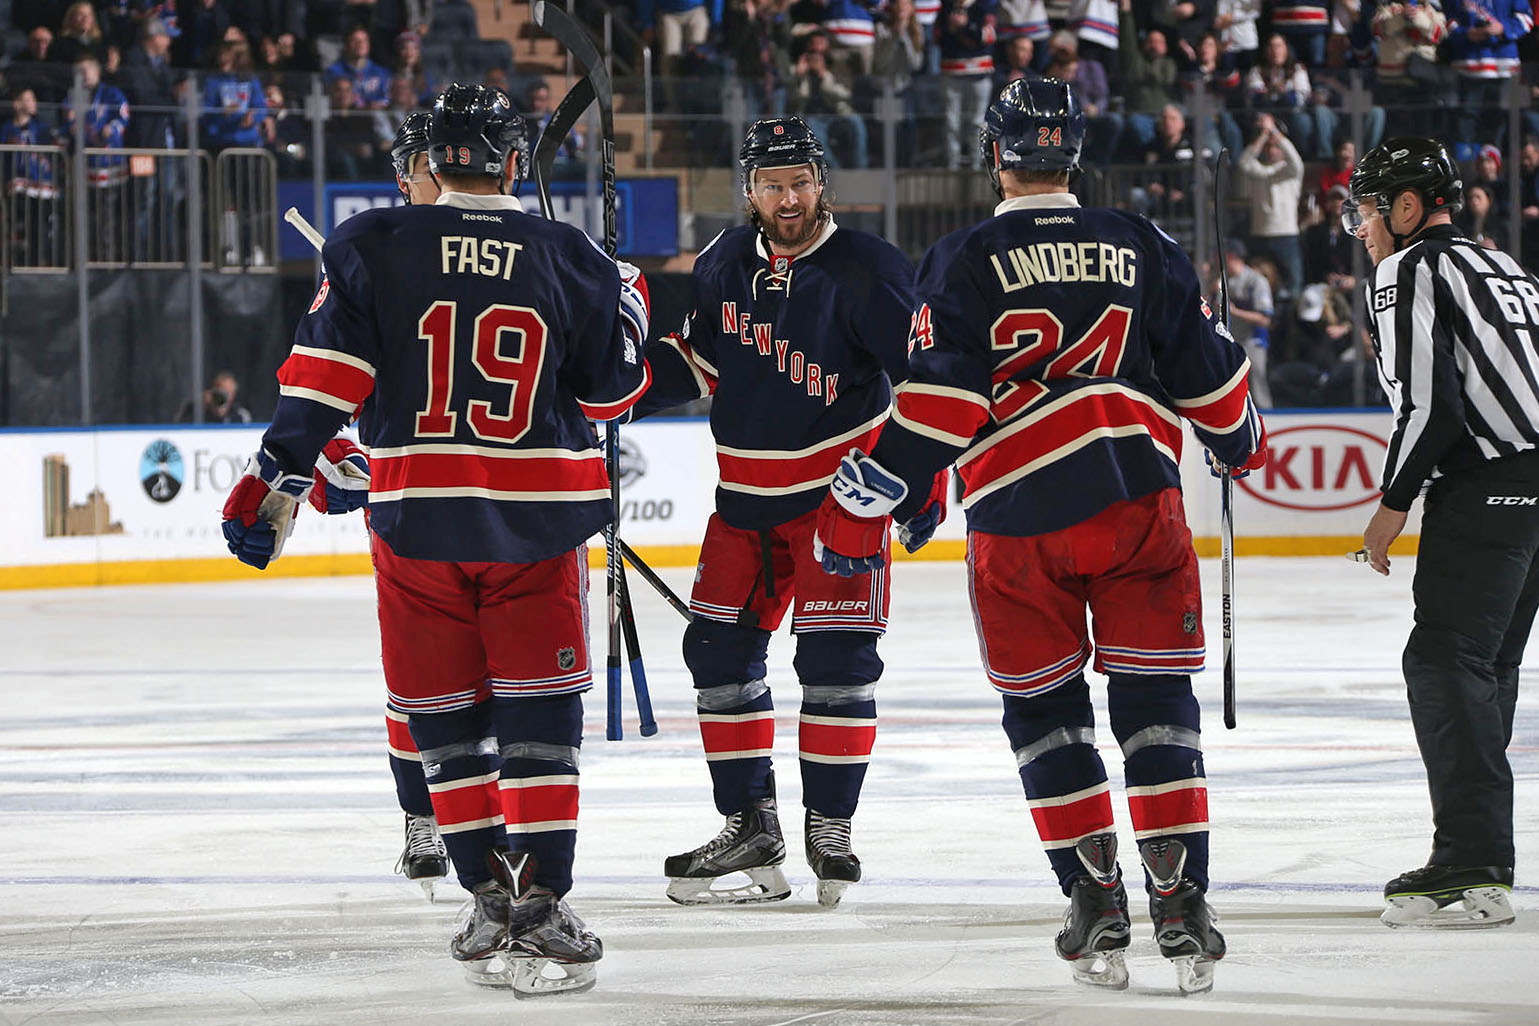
(2, 556, 1537, 1026)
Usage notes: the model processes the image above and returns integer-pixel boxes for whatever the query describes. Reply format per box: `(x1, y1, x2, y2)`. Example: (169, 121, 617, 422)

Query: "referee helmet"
(1345, 137, 1463, 246)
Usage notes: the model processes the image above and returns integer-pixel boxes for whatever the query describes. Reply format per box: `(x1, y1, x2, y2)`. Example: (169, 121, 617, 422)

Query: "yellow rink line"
(0, 536, 1420, 590)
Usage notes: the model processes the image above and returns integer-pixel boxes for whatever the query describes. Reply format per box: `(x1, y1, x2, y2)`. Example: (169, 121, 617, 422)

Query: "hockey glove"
(1205, 425, 1269, 480)
(814, 448, 907, 577)
(897, 469, 949, 554)
(221, 448, 313, 570)
(309, 437, 370, 514)
(617, 259, 651, 351)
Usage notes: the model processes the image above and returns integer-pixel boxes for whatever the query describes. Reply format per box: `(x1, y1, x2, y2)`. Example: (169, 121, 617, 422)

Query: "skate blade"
(666, 866, 792, 906)
(1067, 949, 1129, 990)
(1170, 954, 1216, 995)
(1381, 888, 1516, 929)
(415, 877, 443, 904)
(816, 878, 853, 909)
(462, 954, 598, 997)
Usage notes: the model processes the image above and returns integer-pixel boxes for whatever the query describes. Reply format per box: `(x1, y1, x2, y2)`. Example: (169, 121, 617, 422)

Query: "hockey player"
(220, 83, 651, 995)
(632, 116, 930, 908)
(1349, 137, 1539, 929)
(814, 79, 1266, 992)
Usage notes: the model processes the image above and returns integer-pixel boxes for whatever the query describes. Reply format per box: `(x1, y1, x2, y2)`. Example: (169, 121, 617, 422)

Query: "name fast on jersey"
(440, 235, 524, 280)
(990, 241, 1139, 292)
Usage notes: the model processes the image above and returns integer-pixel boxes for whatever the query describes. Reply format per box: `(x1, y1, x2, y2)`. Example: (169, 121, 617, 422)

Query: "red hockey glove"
(309, 437, 370, 514)
(814, 449, 907, 577)
(221, 448, 311, 569)
(897, 469, 948, 554)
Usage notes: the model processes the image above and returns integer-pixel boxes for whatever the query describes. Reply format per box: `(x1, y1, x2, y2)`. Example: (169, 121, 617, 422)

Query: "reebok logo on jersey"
(802, 600, 868, 612)
(1487, 496, 1539, 505)
(1033, 215, 1075, 225)
(461, 212, 503, 223)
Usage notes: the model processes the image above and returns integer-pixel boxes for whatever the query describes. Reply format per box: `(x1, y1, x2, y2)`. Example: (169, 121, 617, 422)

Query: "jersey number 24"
(415, 300, 549, 443)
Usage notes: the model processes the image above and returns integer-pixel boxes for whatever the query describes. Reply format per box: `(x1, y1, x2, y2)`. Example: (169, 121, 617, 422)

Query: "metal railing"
(80, 147, 217, 269)
(215, 149, 279, 272)
(0, 144, 71, 272)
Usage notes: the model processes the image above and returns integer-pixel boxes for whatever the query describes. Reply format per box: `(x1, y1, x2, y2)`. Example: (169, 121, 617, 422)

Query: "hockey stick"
(619, 537, 693, 621)
(533, 0, 640, 741)
(1212, 149, 1238, 731)
(284, 207, 325, 252)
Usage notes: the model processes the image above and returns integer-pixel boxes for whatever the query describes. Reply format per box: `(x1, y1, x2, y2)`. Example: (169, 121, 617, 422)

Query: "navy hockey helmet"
(1345, 136, 1463, 247)
(391, 110, 431, 183)
(979, 77, 1085, 196)
(427, 83, 528, 183)
(738, 116, 827, 193)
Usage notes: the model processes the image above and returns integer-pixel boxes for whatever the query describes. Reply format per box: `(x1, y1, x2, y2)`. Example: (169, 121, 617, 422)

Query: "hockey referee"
(1350, 137, 1539, 929)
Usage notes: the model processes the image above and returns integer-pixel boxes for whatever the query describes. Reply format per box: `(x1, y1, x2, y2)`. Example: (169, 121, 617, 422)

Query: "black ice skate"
(663, 795, 791, 905)
(451, 849, 602, 997)
(805, 809, 862, 909)
(394, 813, 449, 902)
(1140, 838, 1224, 995)
(1055, 833, 1131, 989)
(1382, 864, 1515, 929)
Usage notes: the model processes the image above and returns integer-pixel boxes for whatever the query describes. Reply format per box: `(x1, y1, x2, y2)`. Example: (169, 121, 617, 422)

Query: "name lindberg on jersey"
(720, 301, 841, 405)
(990, 241, 1139, 292)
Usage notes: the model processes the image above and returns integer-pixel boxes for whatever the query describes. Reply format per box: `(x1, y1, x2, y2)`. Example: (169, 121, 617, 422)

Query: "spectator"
(1317, 137, 1353, 200)
(61, 55, 130, 261)
(822, 0, 878, 75)
(1237, 112, 1304, 300)
(787, 31, 868, 168)
(995, 0, 1047, 45)
(274, 31, 312, 72)
(1371, 0, 1447, 135)
(307, 0, 374, 66)
(1183, 30, 1242, 155)
(936, 0, 997, 170)
(118, 17, 178, 150)
(1270, 283, 1357, 406)
(871, 0, 925, 97)
(177, 371, 252, 423)
(1151, 0, 1216, 65)
(1446, 0, 1530, 150)
(49, 2, 108, 66)
(1117, 0, 1181, 159)
(1457, 184, 1507, 252)
(1214, 0, 1259, 71)
(727, 0, 794, 119)
(174, 0, 232, 70)
(202, 40, 266, 151)
(1269, 0, 1328, 67)
(1472, 143, 1507, 212)
(1, 87, 62, 266)
(639, 0, 725, 85)
(1245, 32, 1333, 159)
(9, 26, 68, 104)
(993, 36, 1040, 93)
(1132, 102, 1201, 219)
(323, 76, 378, 179)
(327, 26, 393, 110)
(393, 31, 436, 105)
(525, 79, 584, 176)
(1223, 237, 1274, 406)
(1302, 183, 1357, 290)
(1043, 32, 1123, 162)
(263, 81, 309, 176)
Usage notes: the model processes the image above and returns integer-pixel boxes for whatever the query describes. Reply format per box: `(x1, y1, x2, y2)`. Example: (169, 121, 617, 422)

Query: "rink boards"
(0, 410, 1421, 588)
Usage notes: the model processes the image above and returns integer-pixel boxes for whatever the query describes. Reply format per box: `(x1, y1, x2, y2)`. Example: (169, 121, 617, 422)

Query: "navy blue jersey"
(636, 219, 915, 530)
(263, 192, 648, 563)
(874, 192, 1262, 536)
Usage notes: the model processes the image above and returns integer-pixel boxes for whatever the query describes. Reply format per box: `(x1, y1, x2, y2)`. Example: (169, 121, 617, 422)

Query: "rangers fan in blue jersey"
(633, 116, 934, 909)
(815, 79, 1266, 992)
(220, 84, 651, 996)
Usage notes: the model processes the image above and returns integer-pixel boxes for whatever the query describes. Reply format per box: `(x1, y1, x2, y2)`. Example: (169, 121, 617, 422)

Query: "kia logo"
(1235, 424, 1385, 511)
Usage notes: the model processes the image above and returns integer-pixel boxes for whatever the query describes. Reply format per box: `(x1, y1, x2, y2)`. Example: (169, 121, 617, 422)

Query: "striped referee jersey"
(1366, 224, 1539, 511)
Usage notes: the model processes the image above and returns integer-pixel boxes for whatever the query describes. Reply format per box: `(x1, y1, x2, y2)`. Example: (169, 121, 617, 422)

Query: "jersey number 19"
(415, 300, 550, 444)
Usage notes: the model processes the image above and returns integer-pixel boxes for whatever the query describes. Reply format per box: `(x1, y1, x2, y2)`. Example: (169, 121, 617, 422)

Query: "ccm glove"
(309, 437, 370, 514)
(896, 469, 948, 554)
(221, 448, 313, 569)
(617, 259, 651, 350)
(814, 449, 907, 577)
(1205, 424, 1269, 480)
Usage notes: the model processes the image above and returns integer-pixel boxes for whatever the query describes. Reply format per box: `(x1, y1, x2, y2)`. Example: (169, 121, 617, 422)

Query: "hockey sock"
(1002, 676, 1115, 894)
(794, 631, 882, 819)
(386, 705, 434, 818)
(1107, 673, 1210, 891)
(409, 700, 506, 891)
(493, 692, 583, 898)
(685, 618, 777, 815)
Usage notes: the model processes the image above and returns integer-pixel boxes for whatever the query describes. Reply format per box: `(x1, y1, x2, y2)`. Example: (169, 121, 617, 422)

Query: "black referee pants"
(1405, 450, 1539, 869)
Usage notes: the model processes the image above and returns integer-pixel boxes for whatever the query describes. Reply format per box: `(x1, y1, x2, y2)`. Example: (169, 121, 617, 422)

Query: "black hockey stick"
(1212, 148, 1237, 731)
(619, 537, 693, 621)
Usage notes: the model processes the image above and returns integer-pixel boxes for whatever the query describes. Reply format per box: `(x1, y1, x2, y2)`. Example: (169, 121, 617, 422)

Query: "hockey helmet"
(738, 116, 827, 193)
(979, 77, 1085, 196)
(1345, 136, 1463, 241)
(426, 83, 528, 182)
(391, 110, 431, 184)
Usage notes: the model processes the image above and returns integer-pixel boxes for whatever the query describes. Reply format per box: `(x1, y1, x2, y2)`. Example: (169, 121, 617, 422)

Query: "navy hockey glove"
(617, 259, 650, 351)
(814, 449, 907, 577)
(221, 448, 312, 569)
(309, 437, 370, 514)
(1205, 424, 1269, 479)
(897, 469, 948, 554)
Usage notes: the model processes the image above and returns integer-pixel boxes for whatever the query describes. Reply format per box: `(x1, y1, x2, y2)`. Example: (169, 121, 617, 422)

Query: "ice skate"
(1141, 839, 1224, 995)
(1382, 865, 1515, 929)
(805, 810, 861, 908)
(451, 849, 602, 997)
(394, 813, 449, 902)
(664, 795, 791, 905)
(1055, 833, 1131, 989)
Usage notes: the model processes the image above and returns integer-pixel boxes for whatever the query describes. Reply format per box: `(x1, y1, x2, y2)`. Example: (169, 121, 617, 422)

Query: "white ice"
(2, 557, 1536, 1026)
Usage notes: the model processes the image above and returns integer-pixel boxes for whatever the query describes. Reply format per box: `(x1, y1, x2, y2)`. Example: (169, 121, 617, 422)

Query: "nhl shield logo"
(557, 647, 577, 671)
(771, 255, 789, 274)
(1182, 612, 1198, 634)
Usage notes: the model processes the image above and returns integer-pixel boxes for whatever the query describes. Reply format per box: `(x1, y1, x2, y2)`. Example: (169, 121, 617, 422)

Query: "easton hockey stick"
(533, 1, 648, 739)
(1212, 148, 1238, 730)
(284, 207, 326, 252)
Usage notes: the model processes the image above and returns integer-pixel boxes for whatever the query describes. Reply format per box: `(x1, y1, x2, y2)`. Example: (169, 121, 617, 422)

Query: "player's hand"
(1205, 425, 1268, 479)
(617, 259, 650, 348)
(308, 437, 370, 514)
(813, 449, 907, 577)
(897, 468, 948, 554)
(221, 448, 313, 569)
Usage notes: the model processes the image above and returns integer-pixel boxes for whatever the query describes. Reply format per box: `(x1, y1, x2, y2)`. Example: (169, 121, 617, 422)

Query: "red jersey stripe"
(699, 712, 775, 758)
(278, 348, 375, 407)
(499, 778, 580, 827)
(579, 360, 653, 422)
(385, 714, 418, 754)
(1029, 788, 1115, 845)
(428, 773, 502, 829)
(1126, 785, 1210, 835)
(1171, 363, 1251, 433)
(717, 421, 883, 494)
(370, 447, 610, 498)
(895, 384, 990, 447)
(798, 717, 877, 760)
